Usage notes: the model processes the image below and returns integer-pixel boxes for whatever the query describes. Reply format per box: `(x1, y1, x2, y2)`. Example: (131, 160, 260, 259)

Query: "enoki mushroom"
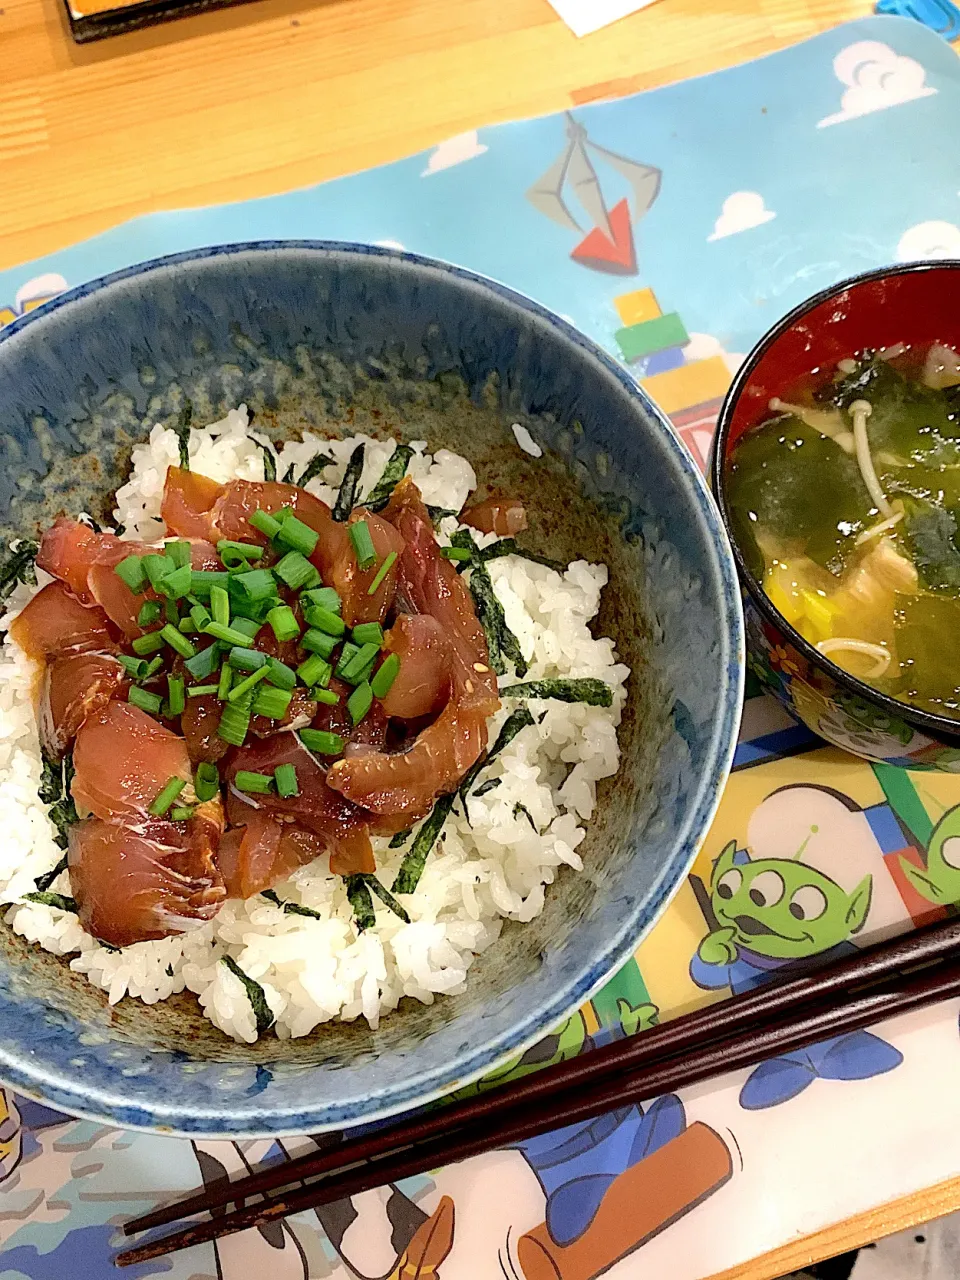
(849, 399, 893, 520)
(768, 398, 855, 455)
(854, 500, 905, 547)
(816, 638, 892, 680)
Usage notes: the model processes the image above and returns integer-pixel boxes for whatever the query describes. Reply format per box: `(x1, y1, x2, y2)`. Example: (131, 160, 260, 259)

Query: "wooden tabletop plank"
(5, 0, 960, 1273)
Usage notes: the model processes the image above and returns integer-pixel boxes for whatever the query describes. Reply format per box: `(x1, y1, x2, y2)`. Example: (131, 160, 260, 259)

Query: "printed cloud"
(421, 131, 488, 177)
(896, 220, 960, 262)
(818, 40, 936, 128)
(683, 332, 746, 375)
(708, 192, 776, 242)
(373, 240, 406, 251)
(15, 273, 67, 311)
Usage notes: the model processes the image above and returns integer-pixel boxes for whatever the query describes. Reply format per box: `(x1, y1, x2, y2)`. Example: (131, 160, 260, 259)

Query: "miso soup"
(726, 344, 960, 720)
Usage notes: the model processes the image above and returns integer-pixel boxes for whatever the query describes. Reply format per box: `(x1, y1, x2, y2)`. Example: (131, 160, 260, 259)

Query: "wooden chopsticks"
(116, 915, 960, 1268)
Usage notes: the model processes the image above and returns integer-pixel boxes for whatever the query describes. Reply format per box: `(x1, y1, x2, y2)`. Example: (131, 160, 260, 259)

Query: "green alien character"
(899, 805, 960, 905)
(691, 841, 902, 1109)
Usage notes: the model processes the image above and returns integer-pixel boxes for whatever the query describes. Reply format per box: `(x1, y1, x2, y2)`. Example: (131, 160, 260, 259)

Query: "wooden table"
(3, 0, 955, 1272)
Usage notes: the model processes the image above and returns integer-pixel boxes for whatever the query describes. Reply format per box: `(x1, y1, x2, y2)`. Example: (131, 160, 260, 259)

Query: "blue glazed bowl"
(712, 261, 960, 769)
(0, 242, 742, 1136)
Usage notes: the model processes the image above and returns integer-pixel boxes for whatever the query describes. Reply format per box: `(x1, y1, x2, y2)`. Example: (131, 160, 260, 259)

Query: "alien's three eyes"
(715, 868, 828, 921)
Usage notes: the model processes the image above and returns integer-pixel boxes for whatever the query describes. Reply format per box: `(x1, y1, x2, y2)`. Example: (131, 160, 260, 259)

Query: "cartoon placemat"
(4, 15, 960, 1280)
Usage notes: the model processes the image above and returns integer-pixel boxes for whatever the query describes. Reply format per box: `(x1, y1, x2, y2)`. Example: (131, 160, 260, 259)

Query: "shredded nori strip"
(34, 854, 68, 893)
(24, 891, 76, 913)
(174, 402, 192, 470)
(297, 451, 334, 488)
(356, 874, 410, 923)
(389, 828, 412, 848)
(79, 514, 103, 533)
(261, 889, 323, 919)
(0, 540, 38, 609)
(345, 876, 376, 931)
(426, 506, 460, 527)
(449, 529, 528, 677)
(478, 539, 564, 572)
(39, 750, 78, 849)
(458, 706, 535, 820)
(221, 954, 276, 1034)
(364, 444, 415, 512)
(256, 440, 278, 482)
(332, 444, 365, 522)
(472, 778, 502, 799)
(392, 793, 456, 895)
(514, 802, 537, 831)
(165, 963, 174, 976)
(500, 678, 614, 707)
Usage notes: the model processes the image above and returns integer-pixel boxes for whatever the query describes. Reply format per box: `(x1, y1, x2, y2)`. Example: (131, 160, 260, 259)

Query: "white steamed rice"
(0, 410, 628, 1042)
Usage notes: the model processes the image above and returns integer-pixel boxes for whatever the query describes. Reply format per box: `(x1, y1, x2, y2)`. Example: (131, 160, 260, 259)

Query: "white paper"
(546, 0, 659, 37)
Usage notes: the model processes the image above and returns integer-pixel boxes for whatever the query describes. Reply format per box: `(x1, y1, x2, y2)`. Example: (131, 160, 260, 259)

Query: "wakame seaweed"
(221, 954, 276, 1034)
(333, 444, 365, 521)
(365, 444, 415, 511)
(903, 500, 960, 591)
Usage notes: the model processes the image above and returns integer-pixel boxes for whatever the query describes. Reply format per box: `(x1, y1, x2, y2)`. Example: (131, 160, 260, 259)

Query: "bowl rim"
(0, 239, 744, 1135)
(711, 257, 960, 744)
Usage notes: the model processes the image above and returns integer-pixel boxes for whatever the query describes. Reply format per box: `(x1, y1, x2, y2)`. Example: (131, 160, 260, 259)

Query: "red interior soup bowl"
(711, 261, 960, 769)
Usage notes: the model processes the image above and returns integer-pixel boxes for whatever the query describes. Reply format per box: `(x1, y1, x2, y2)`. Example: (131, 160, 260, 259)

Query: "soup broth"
(726, 343, 960, 719)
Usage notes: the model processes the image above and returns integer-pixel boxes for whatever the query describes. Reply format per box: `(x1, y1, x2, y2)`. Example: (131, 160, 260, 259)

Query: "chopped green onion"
(194, 762, 220, 802)
(137, 600, 162, 627)
(203, 621, 255, 647)
(170, 806, 195, 822)
(179, 617, 198, 634)
(302, 587, 341, 613)
(297, 652, 332, 686)
(276, 515, 320, 557)
(164, 597, 180, 625)
(231, 568, 277, 601)
(252, 686, 293, 719)
(118, 654, 149, 679)
(228, 665, 271, 703)
(187, 683, 219, 697)
(190, 570, 231, 596)
(303, 658, 332, 690)
(301, 628, 339, 659)
(347, 681, 373, 724)
(267, 604, 300, 643)
(229, 594, 275, 623)
(185, 644, 219, 680)
(217, 540, 264, 564)
(273, 506, 295, 523)
(441, 546, 473, 562)
(336, 642, 360, 674)
(160, 624, 196, 659)
(333, 443, 365, 522)
(499, 678, 613, 707)
(143, 655, 164, 679)
(159, 563, 193, 599)
(312, 687, 339, 706)
(274, 551, 319, 591)
(114, 555, 147, 593)
(266, 658, 297, 689)
(366, 550, 398, 596)
(371, 652, 401, 699)
(190, 602, 212, 630)
(226, 617, 261, 640)
(235, 770, 274, 795)
(132, 631, 166, 656)
(210, 585, 230, 627)
(217, 663, 234, 701)
(228, 646, 268, 672)
(299, 728, 344, 755)
(349, 520, 376, 570)
(164, 540, 192, 568)
(165, 676, 186, 716)
(249, 509, 282, 539)
(339, 642, 380, 685)
(148, 776, 186, 816)
(352, 622, 384, 646)
(303, 606, 345, 637)
(217, 700, 251, 747)
(274, 764, 299, 798)
(143, 555, 172, 591)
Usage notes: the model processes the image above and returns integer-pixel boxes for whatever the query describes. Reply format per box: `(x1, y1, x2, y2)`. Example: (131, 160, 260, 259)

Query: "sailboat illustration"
(526, 113, 661, 276)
